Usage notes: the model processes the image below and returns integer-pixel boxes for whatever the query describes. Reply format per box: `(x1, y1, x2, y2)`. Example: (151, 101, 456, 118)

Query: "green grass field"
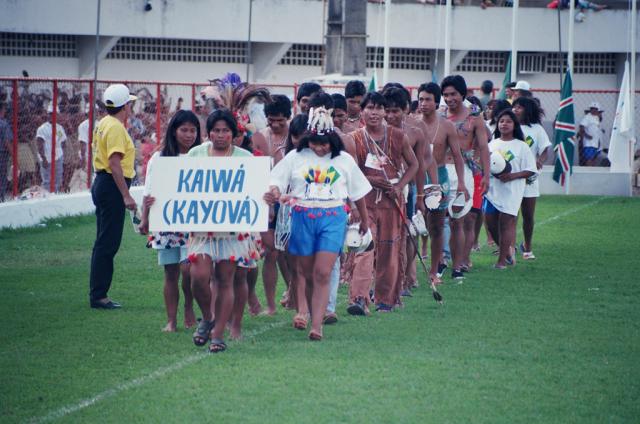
(1, 195, 639, 423)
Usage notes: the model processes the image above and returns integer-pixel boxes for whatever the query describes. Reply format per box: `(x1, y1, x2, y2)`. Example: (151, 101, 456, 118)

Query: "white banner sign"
(148, 156, 270, 232)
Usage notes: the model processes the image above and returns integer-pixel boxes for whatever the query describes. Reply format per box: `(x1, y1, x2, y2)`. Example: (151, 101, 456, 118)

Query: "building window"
(0, 32, 77, 58)
(107, 37, 247, 63)
(367, 47, 431, 70)
(456, 51, 508, 73)
(279, 44, 324, 67)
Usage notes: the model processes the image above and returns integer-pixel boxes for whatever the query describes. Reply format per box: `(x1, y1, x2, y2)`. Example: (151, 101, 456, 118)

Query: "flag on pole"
(552, 70, 576, 186)
(497, 53, 512, 100)
(368, 70, 378, 92)
(608, 60, 634, 172)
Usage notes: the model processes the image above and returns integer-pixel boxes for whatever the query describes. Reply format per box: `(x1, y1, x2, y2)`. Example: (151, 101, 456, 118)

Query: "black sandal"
(192, 319, 214, 346)
(209, 338, 227, 353)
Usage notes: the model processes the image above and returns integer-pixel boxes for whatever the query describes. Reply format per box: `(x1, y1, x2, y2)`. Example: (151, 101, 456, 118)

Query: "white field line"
(27, 319, 288, 424)
(534, 196, 605, 228)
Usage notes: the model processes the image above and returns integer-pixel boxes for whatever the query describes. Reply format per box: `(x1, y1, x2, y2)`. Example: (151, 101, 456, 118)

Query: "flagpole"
(444, 0, 452, 77)
(630, 0, 636, 160)
(565, 0, 575, 195)
(510, 0, 519, 82)
(382, 0, 391, 86)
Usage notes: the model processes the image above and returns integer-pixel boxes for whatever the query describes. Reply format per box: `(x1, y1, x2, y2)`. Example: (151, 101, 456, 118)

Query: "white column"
(567, 0, 575, 73)
(382, 0, 391, 85)
(510, 0, 519, 82)
(631, 0, 637, 147)
(444, 0, 452, 77)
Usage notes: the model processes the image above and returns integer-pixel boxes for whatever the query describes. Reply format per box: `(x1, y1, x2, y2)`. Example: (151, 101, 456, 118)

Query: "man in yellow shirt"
(89, 84, 138, 309)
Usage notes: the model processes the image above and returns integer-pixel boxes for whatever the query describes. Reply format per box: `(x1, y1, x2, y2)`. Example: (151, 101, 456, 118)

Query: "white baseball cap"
(103, 84, 137, 108)
(345, 224, 374, 254)
(589, 101, 602, 111)
(490, 151, 512, 177)
(514, 81, 530, 91)
(46, 103, 59, 113)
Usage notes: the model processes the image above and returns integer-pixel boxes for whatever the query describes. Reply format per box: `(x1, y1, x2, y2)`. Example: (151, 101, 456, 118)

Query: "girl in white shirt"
(138, 110, 202, 332)
(265, 107, 371, 341)
(512, 97, 552, 260)
(484, 110, 537, 269)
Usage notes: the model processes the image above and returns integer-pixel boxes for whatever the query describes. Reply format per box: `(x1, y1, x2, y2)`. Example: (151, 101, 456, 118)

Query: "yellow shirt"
(92, 115, 136, 178)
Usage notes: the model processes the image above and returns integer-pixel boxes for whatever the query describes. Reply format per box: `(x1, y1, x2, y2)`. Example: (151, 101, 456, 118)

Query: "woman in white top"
(265, 107, 371, 341)
(138, 110, 202, 332)
(512, 97, 552, 260)
(484, 110, 537, 269)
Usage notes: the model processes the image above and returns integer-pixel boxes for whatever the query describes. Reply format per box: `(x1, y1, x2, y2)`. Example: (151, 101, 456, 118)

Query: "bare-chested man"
(417, 82, 467, 284)
(296, 82, 322, 115)
(348, 92, 418, 314)
(251, 94, 293, 315)
(342, 80, 367, 134)
(441, 75, 490, 278)
(382, 85, 434, 296)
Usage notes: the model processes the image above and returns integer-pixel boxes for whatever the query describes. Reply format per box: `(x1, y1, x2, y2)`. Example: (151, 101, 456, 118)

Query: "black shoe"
(90, 299, 122, 309)
(347, 297, 366, 316)
(451, 269, 465, 280)
(436, 262, 448, 278)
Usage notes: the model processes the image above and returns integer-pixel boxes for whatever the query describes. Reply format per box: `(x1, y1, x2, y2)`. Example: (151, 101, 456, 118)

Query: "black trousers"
(89, 172, 131, 302)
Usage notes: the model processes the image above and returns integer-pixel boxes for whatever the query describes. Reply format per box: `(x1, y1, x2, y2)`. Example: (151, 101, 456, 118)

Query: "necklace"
(268, 128, 287, 158)
(363, 125, 388, 156)
(348, 114, 361, 123)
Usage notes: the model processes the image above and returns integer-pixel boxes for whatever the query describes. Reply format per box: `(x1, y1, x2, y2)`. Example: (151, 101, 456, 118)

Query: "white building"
(0, 0, 637, 90)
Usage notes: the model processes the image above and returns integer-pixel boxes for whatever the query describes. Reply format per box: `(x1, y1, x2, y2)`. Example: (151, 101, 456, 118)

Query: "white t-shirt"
(77, 119, 91, 144)
(143, 150, 188, 196)
(485, 138, 537, 216)
(521, 123, 552, 198)
(269, 149, 372, 205)
(36, 122, 67, 161)
(580, 113, 601, 149)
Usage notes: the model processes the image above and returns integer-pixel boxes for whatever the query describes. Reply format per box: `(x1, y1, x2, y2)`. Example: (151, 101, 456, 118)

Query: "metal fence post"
(11, 79, 18, 197)
(50, 80, 58, 193)
(87, 81, 95, 189)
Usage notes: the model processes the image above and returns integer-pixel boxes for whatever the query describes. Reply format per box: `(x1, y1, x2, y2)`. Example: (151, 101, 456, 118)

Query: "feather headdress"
(307, 106, 335, 135)
(200, 72, 271, 135)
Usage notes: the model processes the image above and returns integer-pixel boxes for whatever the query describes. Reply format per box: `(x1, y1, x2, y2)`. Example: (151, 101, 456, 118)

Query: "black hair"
(264, 94, 292, 119)
(506, 82, 517, 88)
(493, 109, 524, 141)
(417, 82, 442, 106)
(298, 131, 345, 159)
(161, 110, 202, 157)
(466, 95, 483, 111)
(106, 105, 125, 115)
(481, 80, 494, 95)
(360, 91, 386, 109)
(512, 97, 543, 126)
(489, 100, 512, 125)
(297, 82, 322, 102)
(240, 134, 253, 153)
(440, 75, 467, 99)
(410, 100, 419, 113)
(345, 80, 366, 99)
(308, 92, 334, 109)
(286, 114, 308, 154)
(331, 93, 347, 112)
(206, 109, 238, 138)
(382, 82, 411, 105)
(382, 87, 408, 110)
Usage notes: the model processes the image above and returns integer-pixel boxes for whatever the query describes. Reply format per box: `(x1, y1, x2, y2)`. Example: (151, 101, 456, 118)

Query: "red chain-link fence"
(0, 77, 636, 202)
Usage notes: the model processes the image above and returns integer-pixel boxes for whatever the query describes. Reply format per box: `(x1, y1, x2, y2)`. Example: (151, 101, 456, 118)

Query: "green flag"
(497, 53, 512, 100)
(552, 70, 576, 186)
(368, 70, 378, 92)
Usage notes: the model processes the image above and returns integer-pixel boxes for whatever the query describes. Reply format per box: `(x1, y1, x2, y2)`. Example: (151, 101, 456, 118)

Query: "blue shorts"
(482, 197, 499, 215)
(582, 147, 600, 161)
(288, 205, 348, 256)
(158, 246, 188, 266)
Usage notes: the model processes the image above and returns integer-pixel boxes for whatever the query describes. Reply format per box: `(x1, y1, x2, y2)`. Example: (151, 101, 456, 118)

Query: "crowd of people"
(85, 72, 556, 354)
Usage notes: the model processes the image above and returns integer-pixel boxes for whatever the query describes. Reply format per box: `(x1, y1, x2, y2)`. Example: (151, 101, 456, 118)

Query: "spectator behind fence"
(578, 102, 604, 166)
(36, 103, 67, 192)
(89, 84, 138, 310)
(512, 81, 532, 101)
(479, 80, 493, 109)
(0, 103, 12, 200)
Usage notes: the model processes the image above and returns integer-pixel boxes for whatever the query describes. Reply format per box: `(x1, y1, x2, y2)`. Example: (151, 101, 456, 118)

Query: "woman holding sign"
(138, 110, 202, 332)
(265, 107, 372, 341)
(187, 109, 259, 353)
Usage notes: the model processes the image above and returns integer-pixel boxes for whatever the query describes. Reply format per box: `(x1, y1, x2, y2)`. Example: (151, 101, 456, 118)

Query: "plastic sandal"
(208, 338, 227, 353)
(192, 319, 215, 346)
